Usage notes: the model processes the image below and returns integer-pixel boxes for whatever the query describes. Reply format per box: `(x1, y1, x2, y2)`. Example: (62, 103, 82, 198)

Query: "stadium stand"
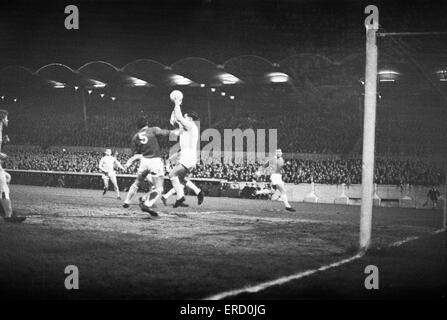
(4, 150, 444, 186)
(5, 87, 445, 156)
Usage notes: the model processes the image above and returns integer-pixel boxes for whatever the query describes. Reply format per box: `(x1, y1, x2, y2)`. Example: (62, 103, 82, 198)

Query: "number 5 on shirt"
(138, 132, 148, 144)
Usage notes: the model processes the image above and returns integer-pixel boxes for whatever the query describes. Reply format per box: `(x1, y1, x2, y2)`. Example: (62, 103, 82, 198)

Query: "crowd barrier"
(283, 182, 444, 209)
(7, 170, 444, 209)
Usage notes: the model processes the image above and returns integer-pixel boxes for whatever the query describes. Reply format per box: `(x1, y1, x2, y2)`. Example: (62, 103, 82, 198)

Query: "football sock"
(170, 176, 184, 200)
(124, 182, 139, 204)
(185, 180, 201, 195)
(113, 183, 120, 198)
(282, 193, 291, 208)
(163, 188, 176, 200)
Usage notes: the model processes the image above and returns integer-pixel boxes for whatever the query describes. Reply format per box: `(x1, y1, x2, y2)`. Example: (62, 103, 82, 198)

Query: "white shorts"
(102, 172, 117, 185)
(270, 173, 283, 186)
(179, 151, 197, 171)
(138, 157, 165, 177)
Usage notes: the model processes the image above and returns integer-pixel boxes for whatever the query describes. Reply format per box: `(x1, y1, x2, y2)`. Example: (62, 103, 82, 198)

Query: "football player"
(256, 149, 295, 212)
(0, 153, 26, 223)
(123, 116, 178, 216)
(99, 149, 125, 199)
(0, 110, 10, 152)
(168, 95, 204, 208)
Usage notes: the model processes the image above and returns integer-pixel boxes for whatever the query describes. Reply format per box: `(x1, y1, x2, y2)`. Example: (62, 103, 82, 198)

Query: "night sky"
(1, 0, 446, 69)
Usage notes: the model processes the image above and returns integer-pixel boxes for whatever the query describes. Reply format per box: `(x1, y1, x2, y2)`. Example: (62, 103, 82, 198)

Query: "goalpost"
(359, 6, 379, 253)
(360, 6, 447, 252)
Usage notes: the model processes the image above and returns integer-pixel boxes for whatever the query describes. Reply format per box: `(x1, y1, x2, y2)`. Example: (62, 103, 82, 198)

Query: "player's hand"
(3, 135, 10, 143)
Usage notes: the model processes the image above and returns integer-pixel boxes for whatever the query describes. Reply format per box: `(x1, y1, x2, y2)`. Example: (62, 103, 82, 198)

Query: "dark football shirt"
(131, 126, 170, 159)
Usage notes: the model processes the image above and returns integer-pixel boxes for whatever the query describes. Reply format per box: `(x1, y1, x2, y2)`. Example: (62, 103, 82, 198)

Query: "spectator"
(424, 185, 441, 209)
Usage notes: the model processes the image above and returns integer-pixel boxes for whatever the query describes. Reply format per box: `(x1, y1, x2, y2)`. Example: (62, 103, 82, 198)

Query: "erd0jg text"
(180, 304, 266, 318)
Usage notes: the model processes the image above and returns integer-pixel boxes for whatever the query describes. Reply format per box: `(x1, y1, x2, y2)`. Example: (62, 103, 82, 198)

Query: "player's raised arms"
(173, 99, 193, 130)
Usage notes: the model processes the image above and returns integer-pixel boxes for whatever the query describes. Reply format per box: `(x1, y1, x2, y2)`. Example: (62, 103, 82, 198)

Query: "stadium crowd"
(2, 84, 445, 189)
(8, 108, 357, 154)
(192, 157, 444, 186)
(4, 150, 444, 186)
(6, 93, 445, 156)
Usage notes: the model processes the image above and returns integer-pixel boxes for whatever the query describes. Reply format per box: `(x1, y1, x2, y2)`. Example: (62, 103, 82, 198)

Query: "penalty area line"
(203, 228, 446, 300)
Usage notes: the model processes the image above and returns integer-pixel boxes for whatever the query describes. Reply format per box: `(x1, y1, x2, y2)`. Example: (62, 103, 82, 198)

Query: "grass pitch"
(0, 185, 444, 299)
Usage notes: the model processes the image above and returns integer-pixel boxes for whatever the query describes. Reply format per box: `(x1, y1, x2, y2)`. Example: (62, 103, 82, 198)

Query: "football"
(169, 90, 183, 102)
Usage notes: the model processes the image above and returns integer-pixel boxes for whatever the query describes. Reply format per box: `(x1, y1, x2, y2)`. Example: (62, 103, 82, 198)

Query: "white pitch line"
(168, 211, 237, 215)
(389, 228, 445, 247)
(204, 253, 363, 300)
(204, 228, 446, 300)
